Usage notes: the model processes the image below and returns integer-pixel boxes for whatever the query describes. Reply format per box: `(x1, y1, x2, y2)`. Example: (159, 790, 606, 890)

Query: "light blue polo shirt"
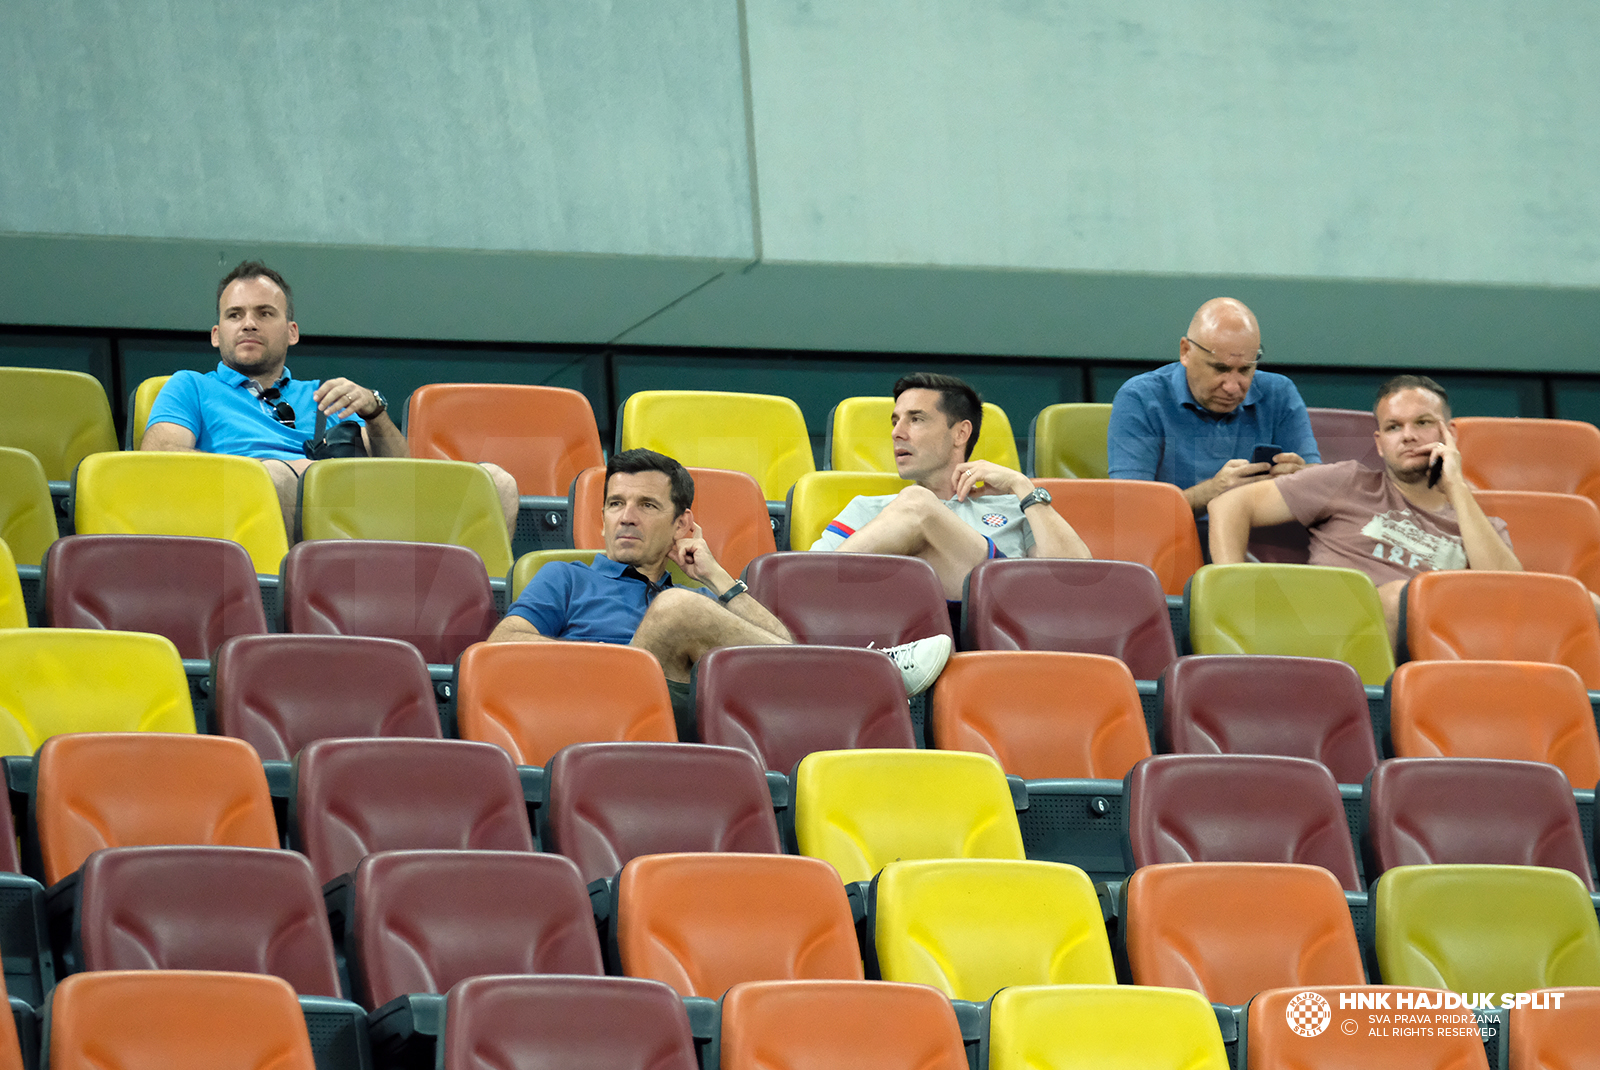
(146, 362, 361, 461)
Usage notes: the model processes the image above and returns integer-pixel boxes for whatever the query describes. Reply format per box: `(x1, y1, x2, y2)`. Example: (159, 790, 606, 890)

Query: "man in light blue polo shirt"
(1107, 297, 1320, 515)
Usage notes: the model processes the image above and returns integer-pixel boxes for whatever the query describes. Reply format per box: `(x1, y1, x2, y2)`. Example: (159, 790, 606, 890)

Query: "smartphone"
(1250, 444, 1282, 466)
(1428, 456, 1443, 488)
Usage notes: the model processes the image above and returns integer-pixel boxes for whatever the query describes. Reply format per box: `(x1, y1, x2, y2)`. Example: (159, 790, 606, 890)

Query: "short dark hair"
(605, 449, 694, 516)
(1374, 374, 1451, 419)
(893, 373, 983, 460)
(217, 260, 294, 321)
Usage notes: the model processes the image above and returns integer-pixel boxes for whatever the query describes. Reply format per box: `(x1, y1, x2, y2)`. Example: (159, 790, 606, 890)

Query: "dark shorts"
(666, 678, 694, 742)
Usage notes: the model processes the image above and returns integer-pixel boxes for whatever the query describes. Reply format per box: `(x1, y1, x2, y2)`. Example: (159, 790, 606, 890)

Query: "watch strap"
(1018, 487, 1052, 511)
(718, 579, 748, 604)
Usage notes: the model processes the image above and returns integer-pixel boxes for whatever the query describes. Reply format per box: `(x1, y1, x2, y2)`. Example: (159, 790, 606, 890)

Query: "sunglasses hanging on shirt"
(247, 382, 297, 429)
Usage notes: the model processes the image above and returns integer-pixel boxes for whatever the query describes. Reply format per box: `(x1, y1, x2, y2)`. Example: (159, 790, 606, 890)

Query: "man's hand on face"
(1425, 423, 1464, 492)
(951, 461, 1031, 502)
(668, 519, 729, 587)
(1210, 457, 1274, 493)
(313, 377, 382, 420)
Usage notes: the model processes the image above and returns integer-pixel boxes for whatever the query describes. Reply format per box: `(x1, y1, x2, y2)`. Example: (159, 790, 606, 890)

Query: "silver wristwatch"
(1018, 487, 1053, 511)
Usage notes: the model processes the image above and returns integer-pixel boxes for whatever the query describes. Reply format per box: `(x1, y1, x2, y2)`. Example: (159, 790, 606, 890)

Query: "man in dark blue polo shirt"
(1107, 297, 1320, 515)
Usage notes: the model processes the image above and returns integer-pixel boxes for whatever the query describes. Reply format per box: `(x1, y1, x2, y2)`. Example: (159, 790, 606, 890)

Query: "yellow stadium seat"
(127, 374, 171, 449)
(826, 396, 1020, 473)
(0, 629, 194, 755)
(298, 458, 512, 576)
(873, 859, 1114, 1001)
(785, 471, 911, 550)
(619, 390, 815, 501)
(792, 749, 1025, 885)
(1029, 403, 1112, 479)
(72, 452, 288, 574)
(0, 447, 56, 567)
(987, 984, 1230, 1070)
(508, 549, 701, 601)
(1185, 563, 1396, 686)
(0, 540, 25, 630)
(0, 367, 117, 481)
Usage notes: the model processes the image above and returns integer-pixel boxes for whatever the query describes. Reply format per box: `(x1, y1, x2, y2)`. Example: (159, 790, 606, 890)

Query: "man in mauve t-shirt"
(1207, 374, 1521, 646)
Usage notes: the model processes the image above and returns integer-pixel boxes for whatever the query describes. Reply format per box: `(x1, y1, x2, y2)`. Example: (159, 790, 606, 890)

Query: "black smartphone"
(1428, 456, 1443, 488)
(1250, 444, 1281, 466)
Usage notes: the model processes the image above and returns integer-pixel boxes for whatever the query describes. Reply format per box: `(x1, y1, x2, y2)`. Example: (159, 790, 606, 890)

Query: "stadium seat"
(1508, 986, 1600, 1070)
(280, 540, 498, 665)
(1474, 490, 1600, 593)
(792, 749, 1025, 885)
(569, 465, 776, 578)
(618, 391, 815, 500)
(1031, 478, 1202, 595)
(614, 852, 863, 997)
(440, 974, 697, 1070)
(0, 448, 56, 568)
(872, 858, 1114, 1000)
(74, 846, 341, 996)
(0, 540, 25, 630)
(1124, 754, 1362, 891)
(33, 733, 278, 886)
(1160, 655, 1378, 784)
(695, 645, 914, 774)
(1123, 862, 1366, 1006)
(1386, 660, 1600, 789)
(350, 849, 602, 1010)
(1402, 571, 1600, 687)
(1244, 985, 1488, 1070)
(1028, 402, 1112, 479)
(1375, 863, 1600, 991)
(213, 634, 441, 761)
(784, 471, 910, 550)
(0, 973, 23, 1070)
(1185, 563, 1395, 686)
(125, 374, 171, 450)
(46, 970, 318, 1070)
(541, 742, 781, 885)
(1307, 406, 1382, 469)
(71, 452, 289, 574)
(743, 551, 952, 646)
(930, 651, 1150, 780)
(720, 979, 969, 1070)
(986, 984, 1229, 1070)
(508, 548, 703, 599)
(455, 642, 677, 767)
(1363, 758, 1594, 887)
(404, 383, 603, 497)
(297, 457, 513, 575)
(44, 535, 268, 658)
(827, 396, 1020, 473)
(964, 558, 1178, 680)
(1454, 416, 1600, 513)
(0, 368, 116, 483)
(289, 737, 533, 885)
(0, 630, 194, 757)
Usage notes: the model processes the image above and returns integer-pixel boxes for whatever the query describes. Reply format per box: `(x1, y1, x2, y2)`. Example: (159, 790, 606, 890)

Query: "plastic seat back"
(1032, 478, 1202, 595)
(352, 850, 602, 1010)
(35, 733, 278, 886)
(455, 642, 677, 767)
(1375, 864, 1600, 992)
(72, 452, 289, 574)
(405, 383, 604, 496)
(784, 471, 910, 550)
(1454, 416, 1600, 512)
(1307, 407, 1382, 469)
(1161, 655, 1378, 784)
(291, 737, 533, 884)
(1404, 570, 1600, 687)
(0, 539, 25, 630)
(47, 970, 318, 1070)
(743, 552, 952, 646)
(1246, 985, 1489, 1070)
(442, 974, 698, 1070)
(508, 548, 703, 598)
(720, 979, 969, 1070)
(0, 629, 194, 758)
(543, 742, 781, 884)
(615, 853, 863, 997)
(1125, 862, 1365, 1007)
(1387, 660, 1600, 789)
(281, 540, 498, 664)
(1474, 490, 1600, 593)
(0, 447, 57, 567)
(695, 646, 914, 773)
(619, 391, 815, 500)
(793, 749, 1025, 885)
(45, 535, 268, 658)
(76, 846, 341, 997)
(1028, 402, 1112, 479)
(213, 634, 441, 761)
(827, 396, 1020, 473)
(1365, 758, 1594, 888)
(988, 984, 1229, 1070)
(1125, 754, 1362, 891)
(874, 859, 1114, 1001)
(1186, 563, 1396, 686)
(931, 651, 1150, 780)
(0, 368, 116, 481)
(1508, 986, 1600, 1070)
(127, 375, 171, 449)
(964, 558, 1178, 679)
(570, 465, 776, 577)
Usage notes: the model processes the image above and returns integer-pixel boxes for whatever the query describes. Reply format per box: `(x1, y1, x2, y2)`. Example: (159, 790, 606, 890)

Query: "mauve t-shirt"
(1274, 460, 1513, 586)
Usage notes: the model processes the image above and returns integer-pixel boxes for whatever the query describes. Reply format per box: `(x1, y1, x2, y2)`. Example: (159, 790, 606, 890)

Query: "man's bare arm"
(486, 613, 557, 643)
(139, 422, 199, 451)
(672, 524, 792, 641)
(948, 460, 1090, 560)
(1434, 426, 1520, 572)
(1207, 480, 1296, 563)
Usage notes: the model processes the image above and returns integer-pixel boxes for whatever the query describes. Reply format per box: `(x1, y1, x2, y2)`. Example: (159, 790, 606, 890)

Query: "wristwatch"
(718, 579, 748, 604)
(1018, 487, 1053, 511)
(362, 390, 388, 420)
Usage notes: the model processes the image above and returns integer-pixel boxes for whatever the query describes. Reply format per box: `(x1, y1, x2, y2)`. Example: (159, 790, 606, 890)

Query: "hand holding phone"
(1250, 444, 1282, 466)
(1428, 455, 1443, 488)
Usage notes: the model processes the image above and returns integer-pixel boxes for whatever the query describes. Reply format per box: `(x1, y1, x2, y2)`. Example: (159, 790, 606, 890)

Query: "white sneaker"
(878, 634, 953, 697)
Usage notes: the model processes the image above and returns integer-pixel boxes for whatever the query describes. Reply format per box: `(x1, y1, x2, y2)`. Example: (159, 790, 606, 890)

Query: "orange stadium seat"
(1031, 479, 1202, 595)
(1474, 489, 1600, 594)
(1454, 416, 1600, 513)
(1402, 571, 1600, 688)
(404, 383, 603, 497)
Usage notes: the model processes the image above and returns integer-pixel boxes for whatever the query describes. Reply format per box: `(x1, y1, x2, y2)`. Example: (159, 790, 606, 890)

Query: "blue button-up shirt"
(505, 554, 714, 643)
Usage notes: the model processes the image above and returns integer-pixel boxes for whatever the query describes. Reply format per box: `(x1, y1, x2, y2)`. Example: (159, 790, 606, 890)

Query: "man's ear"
(675, 507, 694, 537)
(287, 321, 299, 346)
(953, 419, 973, 451)
(210, 325, 221, 349)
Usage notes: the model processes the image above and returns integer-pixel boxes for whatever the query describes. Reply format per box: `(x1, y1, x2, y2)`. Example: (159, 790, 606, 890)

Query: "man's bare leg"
(836, 486, 993, 599)
(1378, 579, 1406, 655)
(630, 587, 790, 683)
(479, 462, 519, 536)
(265, 458, 315, 540)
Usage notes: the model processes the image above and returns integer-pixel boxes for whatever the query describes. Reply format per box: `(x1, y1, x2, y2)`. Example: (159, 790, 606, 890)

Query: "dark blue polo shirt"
(505, 554, 714, 642)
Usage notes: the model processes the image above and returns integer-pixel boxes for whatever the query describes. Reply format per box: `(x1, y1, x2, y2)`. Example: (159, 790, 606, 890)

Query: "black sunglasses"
(251, 385, 296, 428)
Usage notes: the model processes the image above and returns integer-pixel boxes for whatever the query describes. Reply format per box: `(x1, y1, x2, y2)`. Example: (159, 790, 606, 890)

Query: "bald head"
(1179, 297, 1263, 414)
